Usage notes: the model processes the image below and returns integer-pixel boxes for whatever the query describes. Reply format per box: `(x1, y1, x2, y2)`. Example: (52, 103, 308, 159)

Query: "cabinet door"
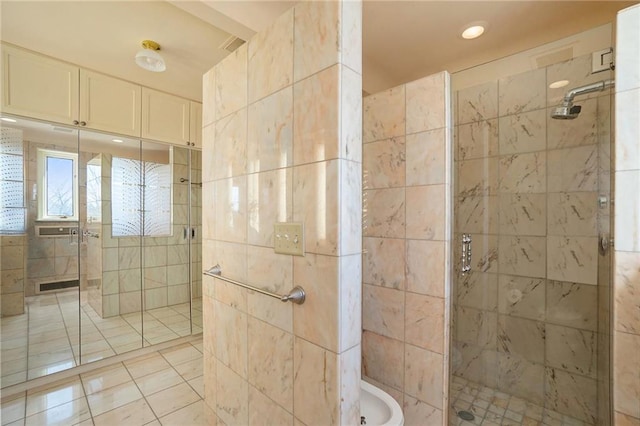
(141, 88, 190, 145)
(2, 44, 79, 124)
(189, 101, 202, 149)
(80, 70, 141, 137)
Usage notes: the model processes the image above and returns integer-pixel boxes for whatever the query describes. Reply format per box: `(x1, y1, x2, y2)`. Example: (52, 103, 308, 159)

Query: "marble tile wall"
(614, 4, 640, 424)
(452, 52, 613, 424)
(202, 1, 362, 424)
(1, 235, 25, 316)
(362, 71, 452, 425)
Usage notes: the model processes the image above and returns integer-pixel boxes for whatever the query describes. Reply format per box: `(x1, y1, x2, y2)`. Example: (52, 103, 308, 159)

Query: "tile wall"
(1, 235, 25, 316)
(361, 71, 453, 425)
(613, 4, 640, 424)
(202, 1, 362, 424)
(452, 53, 613, 424)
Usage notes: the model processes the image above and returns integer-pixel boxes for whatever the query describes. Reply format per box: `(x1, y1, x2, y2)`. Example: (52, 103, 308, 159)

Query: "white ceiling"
(1, 1, 637, 100)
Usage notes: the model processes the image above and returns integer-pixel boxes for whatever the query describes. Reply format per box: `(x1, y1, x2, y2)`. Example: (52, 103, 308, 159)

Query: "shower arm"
(562, 79, 615, 105)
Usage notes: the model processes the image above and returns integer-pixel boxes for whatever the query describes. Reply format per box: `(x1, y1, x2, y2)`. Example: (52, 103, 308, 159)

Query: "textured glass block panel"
(46, 156, 74, 216)
(0, 154, 24, 181)
(0, 127, 23, 155)
(112, 157, 171, 237)
(0, 207, 26, 233)
(112, 157, 142, 237)
(0, 180, 25, 208)
(144, 163, 171, 236)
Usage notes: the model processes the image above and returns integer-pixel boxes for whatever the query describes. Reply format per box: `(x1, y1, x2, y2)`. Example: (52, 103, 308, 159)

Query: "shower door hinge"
(592, 48, 614, 73)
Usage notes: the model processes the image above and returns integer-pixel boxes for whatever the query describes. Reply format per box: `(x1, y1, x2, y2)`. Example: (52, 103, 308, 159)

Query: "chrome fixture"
(461, 234, 472, 274)
(551, 79, 614, 120)
(179, 177, 202, 187)
(203, 264, 306, 304)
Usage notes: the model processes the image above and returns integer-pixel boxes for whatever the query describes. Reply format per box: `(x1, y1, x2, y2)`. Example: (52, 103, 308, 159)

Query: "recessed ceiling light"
(1, 117, 17, 123)
(462, 25, 485, 40)
(112, 139, 124, 143)
(549, 80, 570, 89)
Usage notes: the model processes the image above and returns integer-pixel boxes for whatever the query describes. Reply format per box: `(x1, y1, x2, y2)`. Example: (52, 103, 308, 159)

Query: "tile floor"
(449, 376, 592, 426)
(1, 291, 203, 387)
(0, 341, 211, 426)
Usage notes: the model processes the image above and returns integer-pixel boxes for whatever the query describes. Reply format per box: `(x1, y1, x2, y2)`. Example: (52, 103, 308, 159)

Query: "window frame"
(36, 148, 79, 221)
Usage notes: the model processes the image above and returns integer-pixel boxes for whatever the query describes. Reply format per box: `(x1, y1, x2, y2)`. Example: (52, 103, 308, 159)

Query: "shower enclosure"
(450, 49, 613, 425)
(0, 116, 202, 387)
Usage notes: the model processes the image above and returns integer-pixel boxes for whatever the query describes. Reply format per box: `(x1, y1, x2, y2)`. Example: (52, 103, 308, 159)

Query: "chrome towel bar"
(203, 264, 306, 305)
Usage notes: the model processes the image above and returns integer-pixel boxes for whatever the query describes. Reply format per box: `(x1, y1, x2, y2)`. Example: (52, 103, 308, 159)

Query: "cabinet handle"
(73, 120, 79, 125)
(80, 121, 86, 126)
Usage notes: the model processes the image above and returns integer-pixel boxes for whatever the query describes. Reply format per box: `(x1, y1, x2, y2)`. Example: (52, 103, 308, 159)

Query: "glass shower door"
(450, 52, 613, 425)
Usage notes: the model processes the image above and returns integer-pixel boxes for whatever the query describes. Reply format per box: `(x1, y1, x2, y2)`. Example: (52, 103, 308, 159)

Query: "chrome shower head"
(551, 104, 582, 120)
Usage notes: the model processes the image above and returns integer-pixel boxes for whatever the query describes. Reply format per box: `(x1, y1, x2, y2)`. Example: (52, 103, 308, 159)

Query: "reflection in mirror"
(190, 149, 203, 334)
(141, 142, 192, 346)
(79, 129, 143, 364)
(1, 117, 80, 385)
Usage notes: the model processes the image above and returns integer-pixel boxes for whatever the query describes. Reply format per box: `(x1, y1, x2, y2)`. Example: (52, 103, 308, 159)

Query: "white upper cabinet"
(189, 101, 202, 149)
(2, 44, 79, 124)
(80, 70, 141, 137)
(142, 88, 190, 145)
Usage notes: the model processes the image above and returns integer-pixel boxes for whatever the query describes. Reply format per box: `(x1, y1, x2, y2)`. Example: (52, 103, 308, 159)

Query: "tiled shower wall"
(452, 54, 612, 424)
(361, 71, 453, 425)
(202, 1, 362, 424)
(613, 4, 640, 424)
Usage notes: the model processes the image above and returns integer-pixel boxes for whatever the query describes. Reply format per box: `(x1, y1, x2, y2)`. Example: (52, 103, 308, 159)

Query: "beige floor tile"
(81, 364, 131, 395)
(24, 397, 90, 426)
(86, 381, 143, 417)
(124, 354, 171, 379)
(4, 419, 25, 426)
(158, 401, 205, 426)
(160, 345, 201, 367)
(134, 368, 183, 397)
(172, 357, 203, 381)
(146, 382, 200, 418)
(1, 394, 25, 425)
(93, 397, 156, 426)
(26, 377, 85, 417)
(188, 376, 205, 399)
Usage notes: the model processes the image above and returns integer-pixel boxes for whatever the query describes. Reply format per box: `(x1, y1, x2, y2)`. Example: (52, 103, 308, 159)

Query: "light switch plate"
(274, 222, 305, 256)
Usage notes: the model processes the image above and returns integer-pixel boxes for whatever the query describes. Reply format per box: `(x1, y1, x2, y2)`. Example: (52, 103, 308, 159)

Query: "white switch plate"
(274, 222, 305, 256)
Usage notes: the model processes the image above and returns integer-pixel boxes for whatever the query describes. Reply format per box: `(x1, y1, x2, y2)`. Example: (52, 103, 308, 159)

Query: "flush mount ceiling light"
(135, 40, 166, 72)
(549, 80, 570, 89)
(112, 138, 124, 143)
(461, 22, 487, 40)
(0, 117, 17, 123)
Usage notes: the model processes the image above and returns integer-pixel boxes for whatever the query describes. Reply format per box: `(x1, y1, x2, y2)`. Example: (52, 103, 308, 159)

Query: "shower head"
(550, 79, 614, 120)
(551, 104, 582, 120)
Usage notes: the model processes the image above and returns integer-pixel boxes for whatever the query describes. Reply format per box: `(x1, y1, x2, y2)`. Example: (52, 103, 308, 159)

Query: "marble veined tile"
(363, 237, 405, 289)
(363, 137, 406, 189)
(457, 81, 498, 124)
(545, 367, 597, 424)
(547, 97, 598, 150)
(498, 109, 546, 155)
(215, 44, 247, 119)
(614, 251, 640, 334)
(546, 324, 596, 379)
(613, 331, 640, 419)
(362, 331, 404, 391)
(363, 188, 405, 238)
(497, 315, 545, 363)
(497, 275, 545, 321)
(547, 145, 598, 193)
(293, 0, 339, 82)
(498, 236, 546, 278)
(498, 68, 546, 115)
(406, 128, 446, 186)
(499, 193, 546, 236)
(456, 196, 498, 235)
(546, 281, 597, 331)
(457, 118, 498, 161)
(406, 72, 447, 134)
(499, 152, 546, 193)
(547, 236, 598, 285)
(404, 345, 444, 409)
(364, 85, 405, 143)
(547, 192, 598, 237)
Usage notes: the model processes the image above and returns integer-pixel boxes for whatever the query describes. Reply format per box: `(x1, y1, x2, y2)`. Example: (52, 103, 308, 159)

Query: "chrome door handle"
(461, 234, 472, 274)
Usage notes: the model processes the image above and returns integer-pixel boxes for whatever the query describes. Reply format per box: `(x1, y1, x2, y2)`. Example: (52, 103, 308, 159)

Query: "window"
(111, 157, 171, 237)
(37, 148, 79, 221)
(0, 127, 26, 233)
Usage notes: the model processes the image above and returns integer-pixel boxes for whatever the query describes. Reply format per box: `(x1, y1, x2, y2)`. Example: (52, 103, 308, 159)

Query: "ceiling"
(1, 1, 637, 100)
